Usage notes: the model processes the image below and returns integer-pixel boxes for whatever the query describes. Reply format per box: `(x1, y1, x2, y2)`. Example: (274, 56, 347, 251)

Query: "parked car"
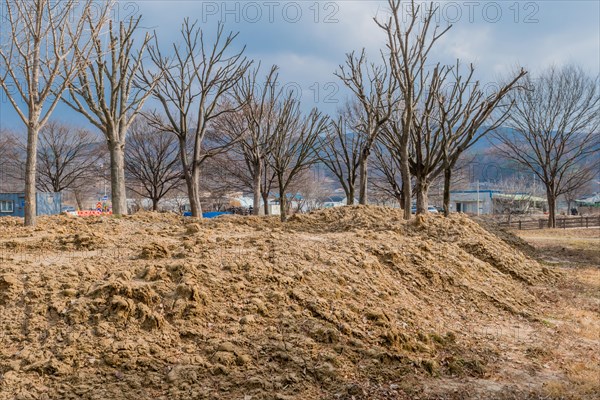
(411, 206, 439, 214)
(61, 205, 76, 213)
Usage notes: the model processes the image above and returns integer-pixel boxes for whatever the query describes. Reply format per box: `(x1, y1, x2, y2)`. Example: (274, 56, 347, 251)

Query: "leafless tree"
(143, 20, 251, 218)
(494, 176, 542, 222)
(0, 131, 23, 192)
(493, 65, 600, 227)
(269, 100, 329, 222)
(286, 168, 330, 213)
(63, 14, 157, 216)
(315, 104, 364, 205)
(229, 65, 283, 215)
(35, 121, 103, 204)
(125, 120, 182, 211)
(0, 0, 94, 225)
(433, 63, 526, 216)
(335, 49, 398, 205)
(374, 0, 451, 219)
(562, 173, 596, 213)
(371, 141, 404, 205)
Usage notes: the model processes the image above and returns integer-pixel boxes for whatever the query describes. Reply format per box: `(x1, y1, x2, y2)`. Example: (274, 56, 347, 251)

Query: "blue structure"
(0, 192, 62, 217)
(183, 211, 233, 218)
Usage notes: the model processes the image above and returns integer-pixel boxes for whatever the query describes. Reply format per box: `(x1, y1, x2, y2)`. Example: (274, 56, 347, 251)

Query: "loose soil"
(0, 206, 597, 399)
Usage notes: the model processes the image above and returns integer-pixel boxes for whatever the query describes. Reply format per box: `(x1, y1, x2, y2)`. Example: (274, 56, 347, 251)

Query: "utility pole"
(477, 181, 480, 216)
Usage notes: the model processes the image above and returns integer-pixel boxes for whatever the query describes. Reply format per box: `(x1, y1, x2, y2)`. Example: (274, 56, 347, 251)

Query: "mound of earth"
(0, 207, 561, 399)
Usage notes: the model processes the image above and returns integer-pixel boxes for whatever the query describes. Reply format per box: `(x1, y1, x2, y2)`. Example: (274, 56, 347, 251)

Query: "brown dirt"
(0, 207, 597, 399)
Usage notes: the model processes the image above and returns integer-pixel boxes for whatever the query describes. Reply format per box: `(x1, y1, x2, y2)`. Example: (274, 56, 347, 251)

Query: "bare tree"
(434, 63, 526, 216)
(493, 65, 600, 227)
(335, 49, 398, 205)
(125, 120, 182, 211)
(143, 20, 251, 218)
(315, 105, 364, 205)
(371, 141, 404, 205)
(0, 131, 23, 192)
(269, 101, 329, 222)
(286, 168, 330, 213)
(63, 14, 157, 215)
(229, 65, 282, 215)
(494, 175, 542, 222)
(35, 121, 102, 197)
(0, 0, 94, 225)
(375, 0, 451, 219)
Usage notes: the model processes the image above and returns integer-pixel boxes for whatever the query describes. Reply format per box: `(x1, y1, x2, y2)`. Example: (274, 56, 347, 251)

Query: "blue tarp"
(183, 211, 233, 218)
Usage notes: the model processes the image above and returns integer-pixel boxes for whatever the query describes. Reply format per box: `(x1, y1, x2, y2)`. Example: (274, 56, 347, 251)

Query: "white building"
(449, 190, 547, 215)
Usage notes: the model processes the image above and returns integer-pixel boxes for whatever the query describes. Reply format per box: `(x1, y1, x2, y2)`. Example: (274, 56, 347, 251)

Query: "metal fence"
(498, 215, 600, 230)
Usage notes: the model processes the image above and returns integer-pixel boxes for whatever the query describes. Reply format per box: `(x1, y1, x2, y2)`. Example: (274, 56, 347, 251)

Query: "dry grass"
(514, 228, 600, 400)
(515, 227, 600, 268)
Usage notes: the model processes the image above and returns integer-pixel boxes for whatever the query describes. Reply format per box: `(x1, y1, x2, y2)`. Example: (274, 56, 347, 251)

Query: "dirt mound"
(472, 216, 538, 257)
(0, 207, 562, 399)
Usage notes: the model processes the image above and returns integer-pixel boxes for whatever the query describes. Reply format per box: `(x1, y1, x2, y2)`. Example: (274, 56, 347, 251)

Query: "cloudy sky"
(1, 0, 599, 131)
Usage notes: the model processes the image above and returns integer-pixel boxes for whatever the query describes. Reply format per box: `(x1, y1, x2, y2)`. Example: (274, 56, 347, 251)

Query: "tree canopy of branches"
(125, 121, 182, 211)
(493, 65, 600, 227)
(63, 13, 157, 216)
(371, 141, 404, 205)
(269, 100, 329, 222)
(35, 121, 102, 196)
(435, 63, 526, 216)
(335, 49, 398, 205)
(405, 62, 525, 214)
(0, 0, 94, 225)
(0, 131, 22, 192)
(143, 20, 251, 218)
(228, 65, 284, 215)
(316, 104, 364, 205)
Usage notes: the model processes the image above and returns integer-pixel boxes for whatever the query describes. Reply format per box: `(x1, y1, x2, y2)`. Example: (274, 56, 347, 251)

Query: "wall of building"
(0, 192, 62, 217)
(449, 191, 495, 214)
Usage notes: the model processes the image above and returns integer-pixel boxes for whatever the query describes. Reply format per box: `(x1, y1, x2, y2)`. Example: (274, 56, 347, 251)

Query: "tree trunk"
(346, 185, 355, 205)
(443, 166, 451, 217)
(261, 159, 270, 215)
(253, 161, 262, 216)
(262, 192, 270, 215)
(188, 165, 202, 217)
(24, 124, 39, 226)
(358, 153, 368, 205)
(279, 191, 287, 222)
(152, 198, 159, 211)
(177, 137, 202, 218)
(108, 140, 128, 215)
(415, 178, 429, 215)
(399, 145, 411, 220)
(74, 190, 84, 210)
(546, 188, 556, 228)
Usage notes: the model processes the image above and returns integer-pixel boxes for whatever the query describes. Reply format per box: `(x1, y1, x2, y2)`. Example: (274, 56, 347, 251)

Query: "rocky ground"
(0, 206, 597, 399)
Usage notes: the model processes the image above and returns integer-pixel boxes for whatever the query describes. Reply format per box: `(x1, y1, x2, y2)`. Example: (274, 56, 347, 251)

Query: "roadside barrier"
(76, 210, 113, 217)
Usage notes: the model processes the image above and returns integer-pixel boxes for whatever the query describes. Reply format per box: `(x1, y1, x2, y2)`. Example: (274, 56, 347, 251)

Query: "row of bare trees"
(314, 1, 597, 227)
(317, 1, 527, 220)
(1, 0, 597, 226)
(1, 122, 184, 211)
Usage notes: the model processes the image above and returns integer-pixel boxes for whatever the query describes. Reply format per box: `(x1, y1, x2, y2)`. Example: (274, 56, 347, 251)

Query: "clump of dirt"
(472, 216, 538, 257)
(58, 232, 106, 250)
(139, 242, 172, 259)
(0, 206, 587, 400)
